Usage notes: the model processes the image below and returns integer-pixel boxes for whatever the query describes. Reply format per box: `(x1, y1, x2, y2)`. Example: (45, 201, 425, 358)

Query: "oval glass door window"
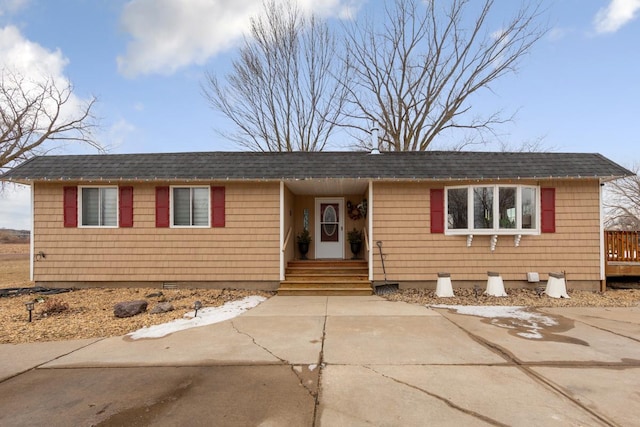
(323, 223, 337, 236)
(321, 204, 339, 242)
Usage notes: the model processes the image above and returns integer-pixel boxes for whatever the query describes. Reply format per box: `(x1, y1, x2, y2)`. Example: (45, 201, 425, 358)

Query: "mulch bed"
(0, 287, 274, 344)
(384, 287, 640, 308)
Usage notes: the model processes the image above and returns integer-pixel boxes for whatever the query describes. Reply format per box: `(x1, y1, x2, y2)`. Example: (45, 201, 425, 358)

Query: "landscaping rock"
(145, 291, 164, 298)
(150, 302, 174, 314)
(114, 300, 148, 318)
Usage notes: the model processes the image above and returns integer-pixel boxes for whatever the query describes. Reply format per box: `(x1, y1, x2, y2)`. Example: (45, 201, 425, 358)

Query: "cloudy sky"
(1, 0, 639, 229)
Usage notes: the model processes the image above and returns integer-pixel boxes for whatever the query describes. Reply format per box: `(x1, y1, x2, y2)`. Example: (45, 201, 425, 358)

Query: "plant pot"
(350, 241, 362, 259)
(298, 242, 310, 260)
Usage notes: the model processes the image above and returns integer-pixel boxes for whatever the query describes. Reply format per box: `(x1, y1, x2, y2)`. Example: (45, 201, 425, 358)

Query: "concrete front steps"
(278, 260, 372, 296)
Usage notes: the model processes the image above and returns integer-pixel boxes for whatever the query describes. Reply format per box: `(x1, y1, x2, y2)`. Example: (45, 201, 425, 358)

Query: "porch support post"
(280, 181, 285, 282)
(30, 182, 34, 282)
(599, 180, 606, 292)
(368, 180, 374, 282)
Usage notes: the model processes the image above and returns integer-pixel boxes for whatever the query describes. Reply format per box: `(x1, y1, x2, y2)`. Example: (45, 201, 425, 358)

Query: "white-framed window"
(446, 185, 538, 234)
(79, 186, 118, 227)
(171, 186, 210, 227)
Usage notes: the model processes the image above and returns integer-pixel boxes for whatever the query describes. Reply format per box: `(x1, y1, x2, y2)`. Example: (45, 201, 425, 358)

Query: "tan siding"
(371, 180, 602, 283)
(33, 182, 281, 283)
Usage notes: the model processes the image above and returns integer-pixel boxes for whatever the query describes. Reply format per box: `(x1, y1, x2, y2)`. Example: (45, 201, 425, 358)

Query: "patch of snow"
(431, 305, 558, 340)
(518, 331, 543, 339)
(432, 305, 557, 325)
(127, 296, 266, 340)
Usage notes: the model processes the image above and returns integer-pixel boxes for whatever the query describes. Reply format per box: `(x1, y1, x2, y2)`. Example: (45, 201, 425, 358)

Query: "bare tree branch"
(1, 68, 101, 173)
(343, 0, 546, 151)
(604, 164, 640, 230)
(203, 0, 350, 152)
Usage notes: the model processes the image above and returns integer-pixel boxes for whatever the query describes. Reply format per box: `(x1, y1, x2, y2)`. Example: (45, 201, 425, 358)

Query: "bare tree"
(1, 68, 100, 173)
(203, 0, 349, 152)
(605, 165, 640, 230)
(497, 135, 554, 153)
(343, 0, 546, 151)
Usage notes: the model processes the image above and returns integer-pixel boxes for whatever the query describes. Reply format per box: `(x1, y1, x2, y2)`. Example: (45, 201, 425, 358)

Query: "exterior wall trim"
(280, 181, 285, 281)
(599, 180, 605, 287)
(368, 180, 374, 281)
(30, 182, 34, 281)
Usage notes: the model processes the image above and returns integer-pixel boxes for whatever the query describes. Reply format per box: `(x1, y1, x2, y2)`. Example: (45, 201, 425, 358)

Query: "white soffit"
(284, 178, 368, 196)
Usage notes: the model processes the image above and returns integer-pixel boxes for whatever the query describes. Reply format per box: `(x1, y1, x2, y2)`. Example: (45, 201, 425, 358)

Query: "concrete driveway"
(0, 296, 638, 426)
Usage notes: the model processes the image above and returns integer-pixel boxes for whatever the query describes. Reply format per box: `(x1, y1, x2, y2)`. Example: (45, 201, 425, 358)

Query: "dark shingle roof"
(0, 151, 633, 182)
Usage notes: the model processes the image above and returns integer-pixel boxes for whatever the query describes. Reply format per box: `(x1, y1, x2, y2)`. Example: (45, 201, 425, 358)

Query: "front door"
(315, 198, 344, 259)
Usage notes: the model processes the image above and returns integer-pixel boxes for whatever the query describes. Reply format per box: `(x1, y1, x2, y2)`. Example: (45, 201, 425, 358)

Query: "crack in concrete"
(0, 337, 108, 384)
(228, 320, 318, 401)
(363, 365, 509, 426)
(567, 316, 640, 343)
(312, 297, 328, 427)
(229, 320, 288, 364)
(439, 313, 618, 427)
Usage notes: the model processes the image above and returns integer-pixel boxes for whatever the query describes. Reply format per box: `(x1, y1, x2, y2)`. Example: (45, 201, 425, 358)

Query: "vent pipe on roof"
(370, 121, 380, 154)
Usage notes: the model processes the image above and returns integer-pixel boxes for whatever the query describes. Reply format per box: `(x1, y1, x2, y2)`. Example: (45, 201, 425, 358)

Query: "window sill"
(445, 230, 539, 236)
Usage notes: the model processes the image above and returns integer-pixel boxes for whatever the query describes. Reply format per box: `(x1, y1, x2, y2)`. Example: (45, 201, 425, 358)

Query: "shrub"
(40, 298, 69, 317)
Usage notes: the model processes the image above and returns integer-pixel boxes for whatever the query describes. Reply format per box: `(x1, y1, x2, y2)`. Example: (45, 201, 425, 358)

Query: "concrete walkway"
(0, 296, 639, 426)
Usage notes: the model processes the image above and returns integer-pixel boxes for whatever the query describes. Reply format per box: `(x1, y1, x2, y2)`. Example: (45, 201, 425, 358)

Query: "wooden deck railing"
(605, 230, 640, 262)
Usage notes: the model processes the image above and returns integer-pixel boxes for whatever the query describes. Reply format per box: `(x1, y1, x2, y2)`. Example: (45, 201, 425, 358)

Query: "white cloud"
(0, 25, 67, 74)
(547, 27, 572, 42)
(0, 26, 95, 153)
(0, 0, 29, 16)
(102, 118, 136, 152)
(0, 184, 31, 230)
(117, 0, 363, 77)
(594, 0, 640, 33)
(0, 25, 84, 123)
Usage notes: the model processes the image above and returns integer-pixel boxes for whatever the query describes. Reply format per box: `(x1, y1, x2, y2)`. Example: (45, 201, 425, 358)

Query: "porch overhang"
(283, 178, 369, 196)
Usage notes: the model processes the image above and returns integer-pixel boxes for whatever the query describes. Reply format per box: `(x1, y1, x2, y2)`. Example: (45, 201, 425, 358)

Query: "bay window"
(445, 185, 538, 234)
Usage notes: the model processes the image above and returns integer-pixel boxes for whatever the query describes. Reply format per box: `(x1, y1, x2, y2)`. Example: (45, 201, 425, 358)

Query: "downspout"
(30, 182, 34, 282)
(599, 180, 606, 292)
(368, 180, 374, 281)
(280, 181, 285, 282)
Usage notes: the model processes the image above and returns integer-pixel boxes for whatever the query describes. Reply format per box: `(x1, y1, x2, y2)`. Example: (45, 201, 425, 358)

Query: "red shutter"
(63, 186, 78, 228)
(541, 187, 555, 233)
(156, 186, 170, 227)
(211, 186, 225, 227)
(430, 188, 445, 233)
(119, 186, 134, 227)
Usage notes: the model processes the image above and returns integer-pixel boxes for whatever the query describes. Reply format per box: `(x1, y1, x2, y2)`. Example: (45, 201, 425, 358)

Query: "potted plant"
(348, 228, 363, 259)
(296, 229, 312, 260)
